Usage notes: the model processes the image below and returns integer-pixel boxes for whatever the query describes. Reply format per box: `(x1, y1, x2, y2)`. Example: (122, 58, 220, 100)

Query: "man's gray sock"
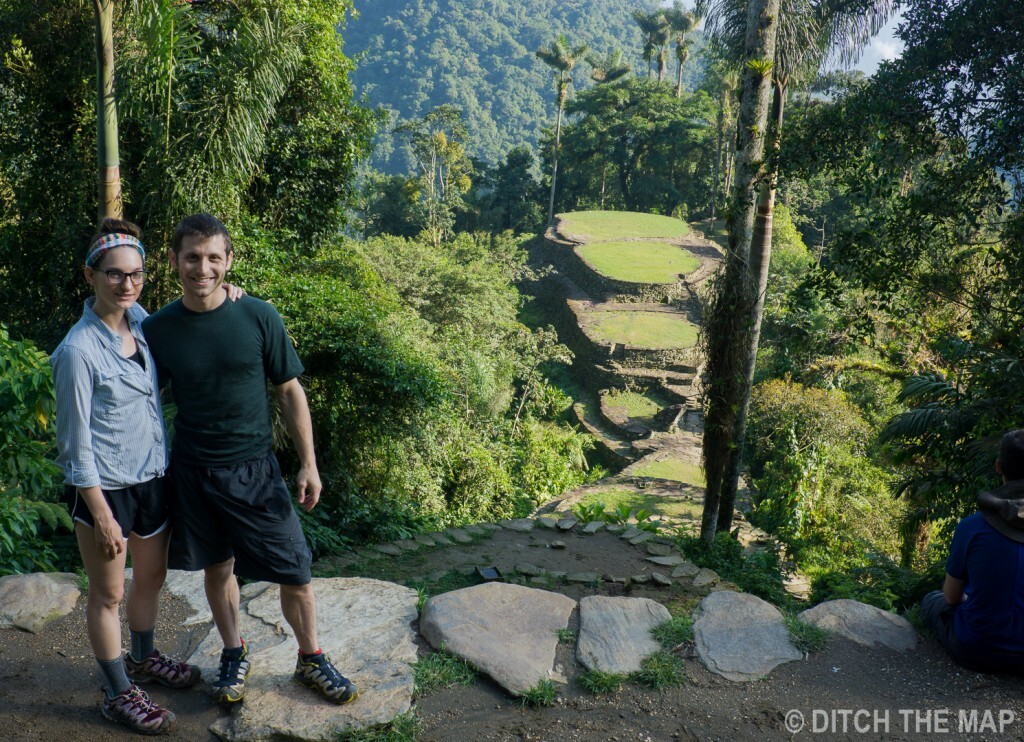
(97, 656, 133, 698)
(130, 627, 155, 662)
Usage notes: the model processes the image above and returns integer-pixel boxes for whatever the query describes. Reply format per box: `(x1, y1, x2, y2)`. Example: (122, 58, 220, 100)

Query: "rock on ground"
(799, 599, 918, 651)
(694, 590, 802, 681)
(191, 577, 418, 741)
(0, 573, 79, 633)
(420, 582, 575, 696)
(577, 596, 670, 675)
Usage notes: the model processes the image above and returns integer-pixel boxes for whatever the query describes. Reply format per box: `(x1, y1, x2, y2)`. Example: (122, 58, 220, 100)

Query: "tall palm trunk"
(710, 100, 725, 225)
(715, 79, 786, 534)
(94, 0, 122, 221)
(699, 0, 780, 545)
(547, 81, 566, 223)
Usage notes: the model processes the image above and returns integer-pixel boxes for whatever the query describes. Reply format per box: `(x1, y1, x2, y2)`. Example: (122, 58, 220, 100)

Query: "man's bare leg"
(204, 558, 241, 648)
(279, 583, 318, 654)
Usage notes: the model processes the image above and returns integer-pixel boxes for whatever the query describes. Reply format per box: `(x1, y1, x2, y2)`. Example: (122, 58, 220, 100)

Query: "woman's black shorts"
(64, 477, 170, 539)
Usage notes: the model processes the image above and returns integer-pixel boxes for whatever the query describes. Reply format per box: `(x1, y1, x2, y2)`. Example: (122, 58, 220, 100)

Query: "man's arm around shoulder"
(275, 377, 321, 512)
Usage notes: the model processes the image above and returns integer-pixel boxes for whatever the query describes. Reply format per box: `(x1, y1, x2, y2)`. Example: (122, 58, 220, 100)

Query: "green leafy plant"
(574, 502, 607, 522)
(413, 650, 476, 695)
(651, 615, 694, 649)
(519, 679, 558, 707)
(784, 613, 829, 653)
(578, 669, 625, 694)
(556, 628, 577, 644)
(630, 651, 685, 690)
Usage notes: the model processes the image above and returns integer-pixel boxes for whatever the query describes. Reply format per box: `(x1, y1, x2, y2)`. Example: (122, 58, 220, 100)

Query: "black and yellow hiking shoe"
(293, 651, 359, 705)
(212, 642, 250, 704)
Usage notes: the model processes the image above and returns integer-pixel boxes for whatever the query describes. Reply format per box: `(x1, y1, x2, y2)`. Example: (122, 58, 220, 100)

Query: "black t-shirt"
(142, 296, 304, 466)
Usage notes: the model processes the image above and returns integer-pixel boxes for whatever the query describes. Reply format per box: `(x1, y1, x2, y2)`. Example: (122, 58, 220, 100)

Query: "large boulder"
(0, 573, 80, 633)
(420, 582, 575, 696)
(577, 596, 670, 674)
(195, 577, 418, 741)
(693, 590, 802, 681)
(799, 599, 918, 651)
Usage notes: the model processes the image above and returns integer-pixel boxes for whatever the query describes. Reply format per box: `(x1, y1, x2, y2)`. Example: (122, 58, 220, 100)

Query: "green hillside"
(560, 211, 691, 241)
(346, 0, 693, 171)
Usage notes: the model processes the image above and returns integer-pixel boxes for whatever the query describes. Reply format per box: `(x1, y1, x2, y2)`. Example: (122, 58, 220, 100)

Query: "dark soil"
(4, 526, 1024, 741)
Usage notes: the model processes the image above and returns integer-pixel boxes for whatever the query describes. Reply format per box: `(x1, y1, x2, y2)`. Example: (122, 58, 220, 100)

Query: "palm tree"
(664, 3, 700, 97)
(709, 68, 739, 225)
(587, 49, 631, 85)
(632, 10, 670, 80)
(536, 35, 588, 223)
(696, 0, 898, 541)
(93, 0, 122, 220)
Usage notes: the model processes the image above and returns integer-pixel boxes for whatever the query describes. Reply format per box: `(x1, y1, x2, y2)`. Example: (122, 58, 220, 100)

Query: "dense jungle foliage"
(345, 0, 706, 172)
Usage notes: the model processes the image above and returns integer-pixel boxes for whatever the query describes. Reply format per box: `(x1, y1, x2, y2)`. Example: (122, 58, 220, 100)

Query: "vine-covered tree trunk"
(700, 0, 780, 545)
(715, 78, 786, 534)
(547, 86, 565, 223)
(94, 0, 122, 220)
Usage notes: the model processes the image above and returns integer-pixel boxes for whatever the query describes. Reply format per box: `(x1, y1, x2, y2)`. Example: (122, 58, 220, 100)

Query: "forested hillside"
(346, 0, 703, 171)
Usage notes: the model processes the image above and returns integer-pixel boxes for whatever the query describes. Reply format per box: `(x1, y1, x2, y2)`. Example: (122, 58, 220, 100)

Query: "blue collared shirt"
(51, 299, 167, 489)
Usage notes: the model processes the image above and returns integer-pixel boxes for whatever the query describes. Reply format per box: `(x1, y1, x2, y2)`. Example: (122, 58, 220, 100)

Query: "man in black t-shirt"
(143, 214, 358, 706)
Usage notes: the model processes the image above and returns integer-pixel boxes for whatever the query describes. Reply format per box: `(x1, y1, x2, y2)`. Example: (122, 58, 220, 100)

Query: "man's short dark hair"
(1000, 430, 1024, 481)
(171, 213, 232, 254)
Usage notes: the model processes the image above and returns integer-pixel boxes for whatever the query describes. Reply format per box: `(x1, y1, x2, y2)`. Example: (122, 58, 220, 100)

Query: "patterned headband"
(86, 233, 146, 267)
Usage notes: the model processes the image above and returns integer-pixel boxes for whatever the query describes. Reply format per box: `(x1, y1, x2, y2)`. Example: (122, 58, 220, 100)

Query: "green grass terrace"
(559, 210, 691, 242)
(584, 311, 698, 350)
(576, 241, 701, 284)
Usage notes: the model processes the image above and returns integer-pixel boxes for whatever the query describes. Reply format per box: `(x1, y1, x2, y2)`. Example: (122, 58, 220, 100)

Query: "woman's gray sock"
(97, 656, 133, 698)
(130, 627, 155, 662)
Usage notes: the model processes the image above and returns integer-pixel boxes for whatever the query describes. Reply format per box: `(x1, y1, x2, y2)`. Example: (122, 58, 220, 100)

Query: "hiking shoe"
(125, 650, 201, 689)
(293, 652, 359, 704)
(101, 684, 176, 735)
(212, 643, 251, 704)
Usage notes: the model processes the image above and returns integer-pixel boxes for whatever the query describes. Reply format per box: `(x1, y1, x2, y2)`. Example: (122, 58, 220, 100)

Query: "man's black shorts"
(168, 453, 312, 585)
(64, 478, 169, 539)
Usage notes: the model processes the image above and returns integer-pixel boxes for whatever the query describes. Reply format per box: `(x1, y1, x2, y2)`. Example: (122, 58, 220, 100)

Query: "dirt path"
(5, 526, 1024, 741)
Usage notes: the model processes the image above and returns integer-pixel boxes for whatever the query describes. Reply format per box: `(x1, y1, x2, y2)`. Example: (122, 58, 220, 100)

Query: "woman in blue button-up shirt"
(51, 218, 198, 734)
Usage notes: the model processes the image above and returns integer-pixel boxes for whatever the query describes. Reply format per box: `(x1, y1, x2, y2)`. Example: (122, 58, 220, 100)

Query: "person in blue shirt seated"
(920, 429, 1024, 673)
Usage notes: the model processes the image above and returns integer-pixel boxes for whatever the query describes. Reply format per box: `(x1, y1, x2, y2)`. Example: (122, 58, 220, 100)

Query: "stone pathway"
(3, 514, 928, 740)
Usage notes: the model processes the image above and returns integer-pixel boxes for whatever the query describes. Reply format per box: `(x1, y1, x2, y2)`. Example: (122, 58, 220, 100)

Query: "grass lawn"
(631, 457, 706, 486)
(575, 486, 704, 522)
(576, 241, 700, 284)
(560, 211, 690, 241)
(586, 311, 698, 349)
(604, 389, 661, 422)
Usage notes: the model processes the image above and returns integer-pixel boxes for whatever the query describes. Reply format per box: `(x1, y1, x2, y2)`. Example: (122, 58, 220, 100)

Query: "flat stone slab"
(620, 526, 644, 540)
(0, 573, 80, 633)
(605, 524, 627, 534)
(413, 534, 437, 547)
(582, 521, 605, 534)
(646, 542, 674, 557)
(426, 532, 453, 546)
(536, 517, 559, 530)
(671, 562, 700, 578)
(420, 583, 575, 696)
(373, 543, 404, 557)
(647, 556, 686, 566)
(550, 540, 566, 550)
(446, 528, 474, 544)
(463, 524, 488, 536)
(651, 573, 673, 587)
(392, 539, 420, 552)
(515, 563, 545, 577)
(479, 523, 503, 532)
(694, 590, 802, 681)
(566, 572, 600, 584)
(500, 519, 535, 532)
(630, 574, 652, 584)
(629, 532, 655, 545)
(557, 518, 578, 531)
(693, 568, 720, 587)
(202, 578, 418, 741)
(799, 599, 918, 651)
(577, 596, 670, 674)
